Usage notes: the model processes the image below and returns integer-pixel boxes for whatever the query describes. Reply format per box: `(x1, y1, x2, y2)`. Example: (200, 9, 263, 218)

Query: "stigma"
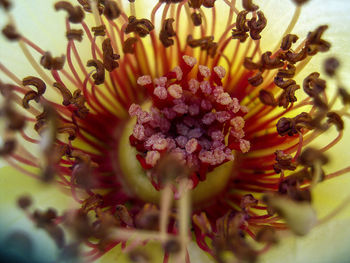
(127, 55, 250, 190)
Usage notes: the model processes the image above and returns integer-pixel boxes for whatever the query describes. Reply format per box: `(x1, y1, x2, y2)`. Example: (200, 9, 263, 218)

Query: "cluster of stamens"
(129, 55, 250, 188)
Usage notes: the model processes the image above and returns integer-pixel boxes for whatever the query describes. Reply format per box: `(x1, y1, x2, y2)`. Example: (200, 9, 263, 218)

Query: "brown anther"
(22, 76, 46, 96)
(102, 38, 120, 72)
(0, 0, 11, 10)
(2, 24, 20, 41)
(261, 52, 284, 69)
(164, 239, 181, 254)
(4, 107, 26, 131)
(232, 11, 249, 42)
(298, 147, 328, 166)
(77, 0, 102, 13)
(40, 52, 65, 70)
(278, 84, 300, 108)
(91, 25, 106, 37)
(203, 0, 216, 7)
(57, 123, 77, 140)
(87, 59, 105, 85)
(303, 72, 326, 98)
(277, 112, 313, 136)
(22, 90, 39, 109)
(71, 90, 89, 118)
(281, 34, 299, 51)
(247, 11, 266, 40)
(243, 57, 261, 70)
(273, 150, 297, 173)
(0, 139, 16, 156)
(66, 29, 84, 41)
(248, 72, 263, 86)
(189, 0, 203, 9)
(103, 0, 121, 20)
(242, 0, 259, 11)
(52, 144, 70, 164)
(292, 0, 310, 5)
(159, 18, 176, 47)
(53, 82, 73, 106)
(285, 47, 308, 64)
(259, 89, 276, 106)
(240, 194, 258, 212)
(256, 226, 278, 244)
(327, 112, 344, 131)
(306, 25, 331, 55)
(187, 35, 217, 57)
(324, 57, 340, 77)
(17, 195, 32, 210)
(55, 1, 85, 24)
(339, 87, 350, 105)
(123, 37, 138, 53)
(115, 205, 133, 226)
(125, 16, 154, 37)
(191, 12, 202, 26)
(274, 76, 296, 89)
(277, 64, 296, 79)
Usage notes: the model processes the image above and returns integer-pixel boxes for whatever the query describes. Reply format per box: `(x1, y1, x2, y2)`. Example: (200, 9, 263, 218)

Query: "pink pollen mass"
(137, 75, 152, 86)
(188, 79, 200, 94)
(198, 65, 211, 78)
(168, 84, 183, 99)
(128, 56, 251, 187)
(183, 55, 197, 67)
(185, 138, 199, 154)
(133, 124, 145, 141)
(214, 66, 226, 79)
(154, 86, 167, 100)
(145, 151, 161, 166)
(172, 66, 183, 80)
(200, 81, 212, 95)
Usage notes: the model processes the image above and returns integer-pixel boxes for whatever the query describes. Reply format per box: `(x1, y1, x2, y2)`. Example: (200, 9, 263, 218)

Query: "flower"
(1, 0, 350, 262)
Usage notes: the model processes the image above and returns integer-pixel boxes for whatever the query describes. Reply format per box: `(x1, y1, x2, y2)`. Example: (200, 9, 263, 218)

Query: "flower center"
(118, 55, 250, 204)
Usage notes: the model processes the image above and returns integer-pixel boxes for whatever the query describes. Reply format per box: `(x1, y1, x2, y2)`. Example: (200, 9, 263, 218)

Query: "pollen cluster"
(129, 55, 249, 187)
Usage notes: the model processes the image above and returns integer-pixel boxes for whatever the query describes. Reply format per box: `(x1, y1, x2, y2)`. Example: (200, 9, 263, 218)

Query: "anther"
(125, 16, 154, 37)
(242, 0, 259, 12)
(103, 0, 121, 20)
(277, 84, 300, 108)
(0, 0, 11, 10)
(91, 25, 106, 37)
(281, 34, 299, 51)
(160, 18, 176, 47)
(277, 64, 296, 79)
(55, 1, 85, 24)
(298, 147, 328, 167)
(66, 29, 84, 42)
(22, 90, 40, 109)
(87, 59, 105, 85)
(261, 52, 284, 69)
(102, 38, 120, 72)
(22, 76, 46, 96)
(203, 0, 216, 8)
(40, 52, 65, 70)
(243, 57, 261, 70)
(17, 195, 32, 210)
(2, 24, 20, 41)
(259, 90, 276, 106)
(324, 57, 340, 77)
(0, 139, 16, 156)
(247, 11, 267, 40)
(232, 11, 249, 42)
(248, 72, 263, 86)
(58, 123, 77, 140)
(326, 112, 344, 131)
(53, 82, 73, 106)
(191, 12, 202, 26)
